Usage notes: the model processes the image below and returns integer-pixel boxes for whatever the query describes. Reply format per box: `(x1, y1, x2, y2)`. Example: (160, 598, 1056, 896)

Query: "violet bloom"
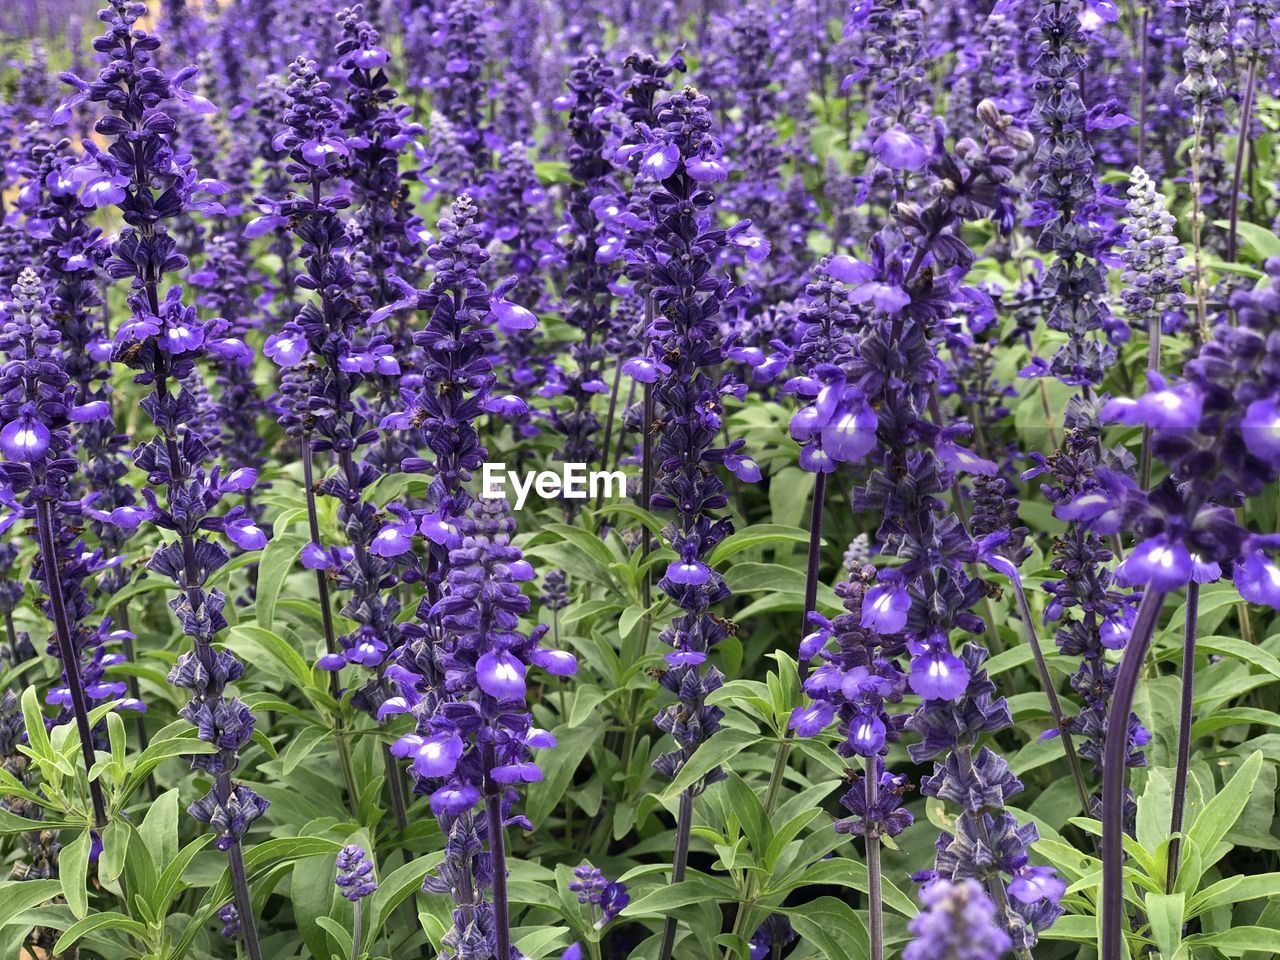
(546, 54, 619, 469)
(0, 269, 113, 826)
(262, 53, 401, 702)
(903, 879, 1012, 960)
(569, 863, 630, 929)
(785, 259, 872, 473)
(630, 86, 742, 788)
(1019, 0, 1118, 389)
(391, 500, 574, 960)
(335, 844, 378, 902)
(58, 4, 266, 952)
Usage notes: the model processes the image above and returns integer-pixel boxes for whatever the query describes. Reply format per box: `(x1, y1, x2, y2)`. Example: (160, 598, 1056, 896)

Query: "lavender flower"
(569, 863, 630, 929)
(903, 879, 1012, 960)
(0, 269, 113, 827)
(391, 500, 574, 960)
(58, 3, 266, 951)
(335, 844, 378, 901)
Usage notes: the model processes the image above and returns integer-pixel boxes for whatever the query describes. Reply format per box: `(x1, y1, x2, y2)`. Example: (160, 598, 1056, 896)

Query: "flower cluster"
(57, 2, 267, 951)
(626, 85, 745, 791)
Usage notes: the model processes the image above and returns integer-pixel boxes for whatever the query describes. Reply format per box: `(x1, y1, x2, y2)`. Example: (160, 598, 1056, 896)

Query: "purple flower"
(1116, 535, 1192, 590)
(903, 879, 1012, 960)
(861, 583, 910, 634)
(334, 845, 378, 902)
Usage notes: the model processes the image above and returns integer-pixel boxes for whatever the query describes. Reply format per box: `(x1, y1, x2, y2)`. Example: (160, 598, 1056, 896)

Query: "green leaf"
(316, 916, 354, 958)
(1144, 891, 1183, 959)
(723, 774, 771, 858)
(1185, 750, 1263, 877)
(620, 874, 737, 916)
(150, 834, 213, 917)
(526, 721, 597, 825)
(540, 523, 615, 569)
(708, 525, 814, 565)
(1186, 926, 1280, 956)
(52, 912, 148, 954)
(281, 724, 330, 776)
(140, 787, 179, 873)
(254, 531, 308, 632)
(0, 879, 62, 927)
(367, 853, 439, 941)
(784, 897, 870, 960)
(1197, 635, 1280, 683)
(20, 686, 52, 761)
(60, 830, 90, 920)
(226, 624, 315, 693)
(1211, 220, 1280, 260)
(0, 806, 72, 836)
(1187, 872, 1280, 917)
(660, 728, 759, 801)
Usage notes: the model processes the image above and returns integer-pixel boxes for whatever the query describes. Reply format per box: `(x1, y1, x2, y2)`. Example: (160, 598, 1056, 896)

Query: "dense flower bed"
(0, 1, 1278, 959)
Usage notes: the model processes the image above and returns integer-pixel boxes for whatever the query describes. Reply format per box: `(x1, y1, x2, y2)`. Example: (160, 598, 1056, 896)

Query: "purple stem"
(34, 499, 107, 829)
(1007, 572, 1091, 812)
(483, 744, 512, 960)
(1226, 59, 1258, 265)
(657, 788, 694, 960)
(865, 756, 883, 960)
(1166, 580, 1199, 892)
(300, 436, 341, 701)
(1101, 587, 1167, 960)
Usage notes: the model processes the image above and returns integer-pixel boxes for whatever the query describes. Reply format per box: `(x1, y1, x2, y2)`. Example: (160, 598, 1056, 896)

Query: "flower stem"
(1008, 573, 1091, 812)
(351, 900, 363, 960)
(1226, 59, 1258, 265)
(865, 756, 883, 960)
(300, 437, 341, 701)
(657, 789, 694, 960)
(761, 471, 827, 817)
(1166, 580, 1199, 893)
(1101, 587, 1166, 960)
(1139, 310, 1161, 489)
(597, 363, 623, 483)
(113, 607, 151, 786)
(483, 770, 512, 960)
(34, 499, 107, 829)
(228, 839, 263, 960)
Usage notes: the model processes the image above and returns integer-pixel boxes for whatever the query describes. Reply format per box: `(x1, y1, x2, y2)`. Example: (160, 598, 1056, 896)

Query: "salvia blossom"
(0, 270, 112, 826)
(1176, 0, 1232, 208)
(1062, 260, 1280, 958)
(903, 879, 1012, 960)
(335, 843, 378, 901)
(390, 499, 573, 960)
(1119, 166, 1186, 341)
(1019, 0, 1119, 388)
(569, 863, 630, 928)
(547, 54, 618, 468)
(58, 3, 266, 952)
(261, 54, 401, 693)
(631, 85, 741, 787)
